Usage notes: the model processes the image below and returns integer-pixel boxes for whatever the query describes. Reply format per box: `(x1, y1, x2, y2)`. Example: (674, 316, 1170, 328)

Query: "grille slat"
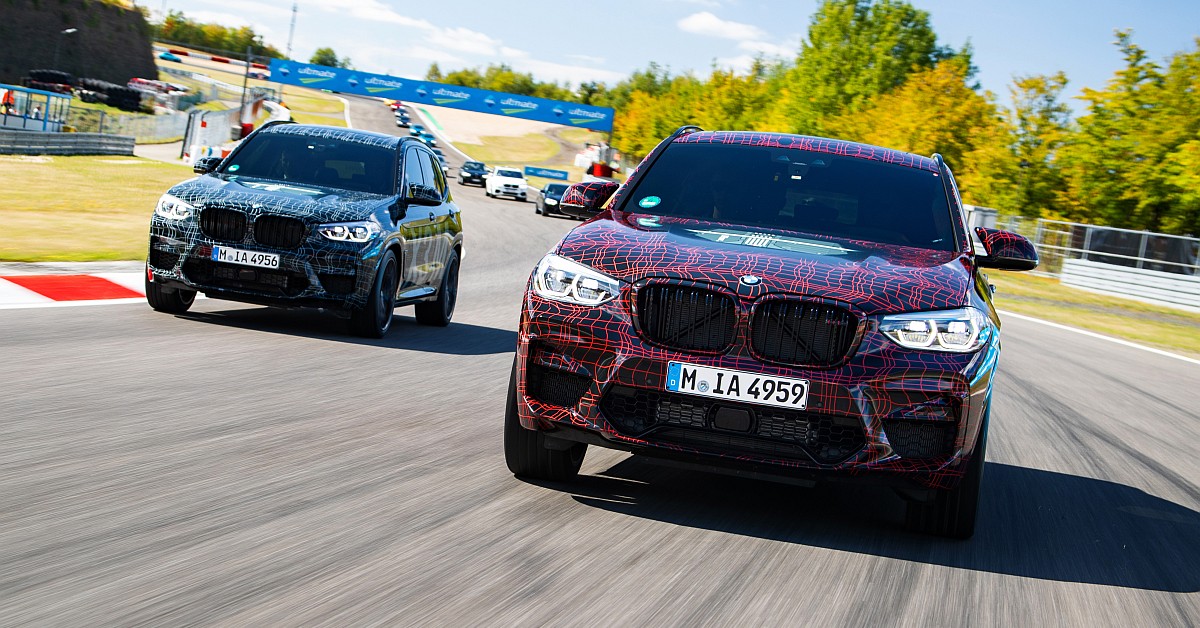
(255, 215, 306, 249)
(637, 285, 736, 353)
(199, 207, 247, 242)
(752, 300, 857, 367)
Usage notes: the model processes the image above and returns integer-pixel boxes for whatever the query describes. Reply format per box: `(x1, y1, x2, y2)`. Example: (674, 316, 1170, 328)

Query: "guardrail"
(0, 129, 134, 155)
(1061, 259, 1200, 310)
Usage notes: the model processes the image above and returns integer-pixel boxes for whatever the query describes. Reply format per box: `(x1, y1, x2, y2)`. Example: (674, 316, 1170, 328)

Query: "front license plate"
(212, 246, 280, 269)
(666, 362, 809, 410)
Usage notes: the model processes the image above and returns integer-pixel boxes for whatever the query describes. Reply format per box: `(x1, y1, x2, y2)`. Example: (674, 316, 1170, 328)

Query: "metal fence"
(996, 218, 1199, 277)
(67, 108, 189, 143)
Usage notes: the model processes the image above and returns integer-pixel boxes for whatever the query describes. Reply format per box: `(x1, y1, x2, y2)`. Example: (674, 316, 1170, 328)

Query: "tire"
(503, 360, 586, 481)
(144, 269, 195, 314)
(414, 250, 458, 326)
(535, 203, 542, 215)
(905, 416, 988, 539)
(349, 250, 399, 338)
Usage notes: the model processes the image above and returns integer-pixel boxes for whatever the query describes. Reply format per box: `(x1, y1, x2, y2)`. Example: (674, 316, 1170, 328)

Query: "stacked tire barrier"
(74, 78, 151, 113)
(24, 69, 74, 94)
(0, 129, 134, 155)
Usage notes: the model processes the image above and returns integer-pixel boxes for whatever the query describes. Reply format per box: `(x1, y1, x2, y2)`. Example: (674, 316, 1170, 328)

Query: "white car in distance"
(484, 167, 528, 202)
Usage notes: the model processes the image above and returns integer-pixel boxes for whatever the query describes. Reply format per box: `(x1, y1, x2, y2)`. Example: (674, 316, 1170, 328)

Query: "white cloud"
(193, 0, 292, 20)
(665, 0, 723, 7)
(677, 11, 765, 41)
(504, 57, 627, 85)
(426, 27, 503, 56)
(316, 0, 434, 30)
(568, 54, 607, 66)
(713, 54, 756, 74)
(738, 40, 796, 58)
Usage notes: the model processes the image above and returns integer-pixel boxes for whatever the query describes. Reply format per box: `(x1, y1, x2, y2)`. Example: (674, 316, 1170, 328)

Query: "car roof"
(673, 130, 939, 172)
(259, 123, 402, 149)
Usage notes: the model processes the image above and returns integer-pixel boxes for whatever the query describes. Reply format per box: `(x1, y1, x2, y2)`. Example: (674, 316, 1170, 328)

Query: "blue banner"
(524, 166, 570, 180)
(267, 59, 614, 132)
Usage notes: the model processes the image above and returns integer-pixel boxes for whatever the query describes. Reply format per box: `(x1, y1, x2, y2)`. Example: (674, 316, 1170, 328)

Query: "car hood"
(169, 175, 388, 223)
(555, 214, 973, 315)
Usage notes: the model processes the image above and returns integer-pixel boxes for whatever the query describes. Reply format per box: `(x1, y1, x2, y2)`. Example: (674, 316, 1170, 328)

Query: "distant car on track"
(535, 182, 570, 217)
(158, 52, 182, 62)
(409, 124, 425, 137)
(145, 121, 463, 338)
(458, 161, 488, 186)
(485, 167, 527, 201)
(504, 125, 1040, 539)
(418, 132, 437, 147)
(395, 111, 411, 128)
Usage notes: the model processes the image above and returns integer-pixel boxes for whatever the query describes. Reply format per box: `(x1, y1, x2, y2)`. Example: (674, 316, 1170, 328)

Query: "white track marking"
(998, 309, 1200, 366)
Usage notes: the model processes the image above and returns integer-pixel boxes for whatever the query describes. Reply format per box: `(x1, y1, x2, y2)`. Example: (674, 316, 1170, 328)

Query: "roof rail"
(672, 125, 703, 137)
(931, 153, 946, 169)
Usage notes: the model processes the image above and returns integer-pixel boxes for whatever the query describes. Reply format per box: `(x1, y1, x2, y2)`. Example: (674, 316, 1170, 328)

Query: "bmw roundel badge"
(740, 275, 761, 286)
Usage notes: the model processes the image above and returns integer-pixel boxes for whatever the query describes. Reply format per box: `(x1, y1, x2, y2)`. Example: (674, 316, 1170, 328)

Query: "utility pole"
(286, 2, 298, 60)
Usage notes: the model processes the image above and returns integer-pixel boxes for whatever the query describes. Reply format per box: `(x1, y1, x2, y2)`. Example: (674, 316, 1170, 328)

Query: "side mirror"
(405, 183, 442, 207)
(560, 181, 620, 218)
(975, 227, 1039, 271)
(193, 156, 222, 174)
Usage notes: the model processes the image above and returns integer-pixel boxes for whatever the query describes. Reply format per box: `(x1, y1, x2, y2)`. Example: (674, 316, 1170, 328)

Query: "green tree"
(310, 47, 350, 69)
(763, 0, 958, 134)
(425, 62, 443, 82)
(152, 11, 282, 59)
(1061, 31, 1200, 233)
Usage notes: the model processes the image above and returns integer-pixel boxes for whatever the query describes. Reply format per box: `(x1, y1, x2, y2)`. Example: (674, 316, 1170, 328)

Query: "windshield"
(497, 169, 522, 178)
(221, 133, 397, 196)
(545, 184, 568, 195)
(624, 142, 956, 250)
(463, 161, 485, 171)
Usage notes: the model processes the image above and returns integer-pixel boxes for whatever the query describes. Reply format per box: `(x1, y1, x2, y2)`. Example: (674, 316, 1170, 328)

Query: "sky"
(156, 0, 1200, 115)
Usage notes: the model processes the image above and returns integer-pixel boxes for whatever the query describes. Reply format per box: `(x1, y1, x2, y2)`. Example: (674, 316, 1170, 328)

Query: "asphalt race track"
(1, 96, 1198, 625)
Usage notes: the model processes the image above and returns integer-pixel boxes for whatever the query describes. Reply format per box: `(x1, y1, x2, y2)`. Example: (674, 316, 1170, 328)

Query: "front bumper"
(148, 217, 377, 311)
(515, 287, 996, 491)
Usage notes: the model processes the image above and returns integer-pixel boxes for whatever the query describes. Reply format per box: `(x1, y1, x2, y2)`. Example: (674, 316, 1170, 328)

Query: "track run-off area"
(1, 95, 1197, 625)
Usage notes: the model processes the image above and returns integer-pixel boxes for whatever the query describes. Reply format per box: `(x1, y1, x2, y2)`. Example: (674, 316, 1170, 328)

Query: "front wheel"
(905, 417, 988, 539)
(414, 250, 458, 326)
(349, 249, 399, 338)
(145, 269, 195, 314)
(503, 361, 586, 481)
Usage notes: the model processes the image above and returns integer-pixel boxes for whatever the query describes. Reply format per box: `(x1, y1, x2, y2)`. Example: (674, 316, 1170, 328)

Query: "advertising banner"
(524, 166, 570, 180)
(268, 60, 614, 132)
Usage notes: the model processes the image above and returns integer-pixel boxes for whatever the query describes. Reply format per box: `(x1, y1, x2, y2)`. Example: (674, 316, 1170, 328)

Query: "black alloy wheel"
(415, 250, 459, 326)
(144, 267, 196, 314)
(350, 249, 399, 338)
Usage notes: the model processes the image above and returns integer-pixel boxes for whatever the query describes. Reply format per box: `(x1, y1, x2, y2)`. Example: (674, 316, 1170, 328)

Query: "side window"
(402, 147, 425, 195)
(417, 151, 443, 199)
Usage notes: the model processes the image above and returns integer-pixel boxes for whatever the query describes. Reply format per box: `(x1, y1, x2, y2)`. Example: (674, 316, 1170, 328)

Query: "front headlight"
(318, 220, 380, 242)
(879, 307, 992, 353)
(154, 193, 194, 220)
(544, 198, 558, 206)
(533, 254, 622, 306)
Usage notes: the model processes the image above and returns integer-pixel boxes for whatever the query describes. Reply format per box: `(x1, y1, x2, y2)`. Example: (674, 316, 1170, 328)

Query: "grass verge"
(454, 133, 561, 164)
(988, 271, 1200, 358)
(0, 156, 191, 261)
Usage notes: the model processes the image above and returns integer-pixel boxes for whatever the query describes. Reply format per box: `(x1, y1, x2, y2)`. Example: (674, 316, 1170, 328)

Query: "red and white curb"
(0, 273, 206, 309)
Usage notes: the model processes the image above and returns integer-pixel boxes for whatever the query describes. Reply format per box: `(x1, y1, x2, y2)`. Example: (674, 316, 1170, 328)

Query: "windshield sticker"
(684, 228, 854, 255)
(638, 196, 661, 209)
(227, 164, 240, 172)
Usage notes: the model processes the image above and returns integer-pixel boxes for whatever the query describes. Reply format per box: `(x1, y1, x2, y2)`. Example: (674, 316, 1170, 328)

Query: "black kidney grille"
(637, 285, 736, 352)
(254, 215, 306, 249)
(751, 300, 858, 366)
(199, 207, 247, 242)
